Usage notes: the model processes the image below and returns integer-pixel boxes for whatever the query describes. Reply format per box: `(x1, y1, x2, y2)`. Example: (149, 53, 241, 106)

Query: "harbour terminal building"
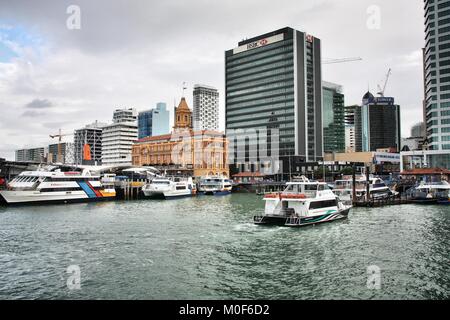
(132, 98, 229, 178)
(225, 27, 323, 177)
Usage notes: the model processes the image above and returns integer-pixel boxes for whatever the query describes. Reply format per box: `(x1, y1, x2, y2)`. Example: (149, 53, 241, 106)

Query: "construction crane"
(322, 57, 363, 65)
(49, 129, 73, 163)
(377, 68, 392, 97)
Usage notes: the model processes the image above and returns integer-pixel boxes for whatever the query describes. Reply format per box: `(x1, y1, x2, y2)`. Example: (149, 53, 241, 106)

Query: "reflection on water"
(0, 195, 448, 299)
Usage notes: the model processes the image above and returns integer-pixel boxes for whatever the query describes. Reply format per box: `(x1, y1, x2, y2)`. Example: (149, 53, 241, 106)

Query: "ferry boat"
(142, 177, 196, 199)
(254, 177, 351, 227)
(332, 175, 397, 203)
(0, 167, 116, 205)
(410, 181, 450, 204)
(197, 176, 232, 195)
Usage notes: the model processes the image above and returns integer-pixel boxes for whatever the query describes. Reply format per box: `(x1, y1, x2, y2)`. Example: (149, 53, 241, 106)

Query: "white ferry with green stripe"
(254, 176, 351, 227)
(0, 167, 116, 205)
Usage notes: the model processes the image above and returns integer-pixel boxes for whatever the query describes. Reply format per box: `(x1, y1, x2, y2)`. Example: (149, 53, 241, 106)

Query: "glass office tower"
(225, 27, 323, 173)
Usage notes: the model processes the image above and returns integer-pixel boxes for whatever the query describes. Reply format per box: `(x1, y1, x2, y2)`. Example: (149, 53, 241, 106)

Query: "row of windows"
(227, 94, 295, 110)
(227, 111, 295, 123)
(227, 73, 294, 92)
(227, 102, 294, 117)
(227, 80, 294, 98)
(227, 66, 294, 87)
(227, 59, 293, 80)
(227, 115, 295, 126)
(227, 87, 294, 104)
(226, 52, 294, 74)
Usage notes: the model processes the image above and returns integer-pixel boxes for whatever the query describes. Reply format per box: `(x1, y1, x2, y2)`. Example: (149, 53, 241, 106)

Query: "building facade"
(48, 142, 75, 164)
(193, 84, 219, 131)
(225, 27, 323, 174)
(322, 81, 345, 154)
(132, 98, 229, 177)
(138, 103, 170, 139)
(102, 108, 138, 166)
(74, 121, 106, 165)
(424, 0, 450, 151)
(354, 92, 401, 152)
(15, 147, 46, 163)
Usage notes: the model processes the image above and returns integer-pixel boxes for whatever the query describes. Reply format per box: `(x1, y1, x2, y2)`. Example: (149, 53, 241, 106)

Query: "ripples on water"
(0, 195, 448, 299)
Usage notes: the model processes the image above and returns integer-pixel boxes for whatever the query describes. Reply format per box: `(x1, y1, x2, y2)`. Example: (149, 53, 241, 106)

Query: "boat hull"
(142, 190, 193, 199)
(199, 190, 231, 196)
(0, 190, 114, 206)
(254, 208, 350, 227)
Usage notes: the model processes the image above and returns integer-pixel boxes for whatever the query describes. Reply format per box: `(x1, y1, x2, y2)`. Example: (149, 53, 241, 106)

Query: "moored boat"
(0, 167, 116, 205)
(332, 175, 397, 203)
(409, 181, 450, 204)
(254, 176, 351, 227)
(197, 176, 232, 195)
(142, 176, 196, 199)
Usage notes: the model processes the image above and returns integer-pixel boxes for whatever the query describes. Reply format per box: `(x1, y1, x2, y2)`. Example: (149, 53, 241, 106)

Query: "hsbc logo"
(246, 38, 270, 50)
(233, 33, 284, 54)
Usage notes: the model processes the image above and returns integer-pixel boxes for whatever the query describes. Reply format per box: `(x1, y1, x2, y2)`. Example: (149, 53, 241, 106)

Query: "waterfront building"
(74, 121, 106, 165)
(15, 147, 46, 163)
(323, 81, 345, 154)
(401, 149, 450, 170)
(354, 92, 401, 152)
(344, 105, 357, 153)
(138, 103, 170, 139)
(325, 151, 401, 174)
(102, 108, 138, 166)
(193, 84, 219, 131)
(132, 98, 229, 178)
(225, 27, 323, 175)
(48, 142, 75, 164)
(424, 0, 450, 152)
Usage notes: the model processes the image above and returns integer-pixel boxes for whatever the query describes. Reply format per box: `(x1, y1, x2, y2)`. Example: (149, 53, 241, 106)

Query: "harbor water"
(0, 194, 448, 299)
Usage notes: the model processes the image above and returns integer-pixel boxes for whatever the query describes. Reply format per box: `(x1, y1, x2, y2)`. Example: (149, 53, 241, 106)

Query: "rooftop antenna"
(182, 82, 187, 97)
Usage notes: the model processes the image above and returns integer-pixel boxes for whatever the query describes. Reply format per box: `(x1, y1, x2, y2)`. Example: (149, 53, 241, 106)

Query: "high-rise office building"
(322, 81, 345, 153)
(138, 103, 170, 139)
(354, 92, 401, 152)
(344, 105, 357, 152)
(193, 84, 219, 131)
(102, 108, 138, 166)
(225, 27, 323, 173)
(424, 0, 450, 151)
(74, 121, 106, 165)
(15, 147, 46, 163)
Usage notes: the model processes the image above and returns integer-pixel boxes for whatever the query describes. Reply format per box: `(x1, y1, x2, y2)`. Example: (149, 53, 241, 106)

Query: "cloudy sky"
(0, 0, 424, 160)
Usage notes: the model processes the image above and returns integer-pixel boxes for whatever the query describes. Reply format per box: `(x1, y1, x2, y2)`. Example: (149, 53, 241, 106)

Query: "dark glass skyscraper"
(323, 82, 345, 153)
(225, 27, 323, 172)
(355, 92, 401, 152)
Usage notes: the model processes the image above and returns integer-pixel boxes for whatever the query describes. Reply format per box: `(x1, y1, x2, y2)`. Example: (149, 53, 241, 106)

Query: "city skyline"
(0, 0, 425, 160)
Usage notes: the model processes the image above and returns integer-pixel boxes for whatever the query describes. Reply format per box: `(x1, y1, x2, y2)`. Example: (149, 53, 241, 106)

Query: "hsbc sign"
(233, 34, 285, 54)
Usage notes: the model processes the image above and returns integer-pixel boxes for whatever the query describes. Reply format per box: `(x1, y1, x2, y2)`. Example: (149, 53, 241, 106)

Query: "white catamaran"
(254, 177, 351, 227)
(142, 177, 196, 199)
(0, 167, 116, 205)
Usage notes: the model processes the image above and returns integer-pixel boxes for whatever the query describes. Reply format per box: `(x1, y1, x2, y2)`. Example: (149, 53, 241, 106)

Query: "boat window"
(318, 185, 325, 191)
(153, 181, 170, 185)
(176, 186, 186, 190)
(304, 185, 318, 191)
(284, 184, 300, 193)
(309, 200, 337, 210)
